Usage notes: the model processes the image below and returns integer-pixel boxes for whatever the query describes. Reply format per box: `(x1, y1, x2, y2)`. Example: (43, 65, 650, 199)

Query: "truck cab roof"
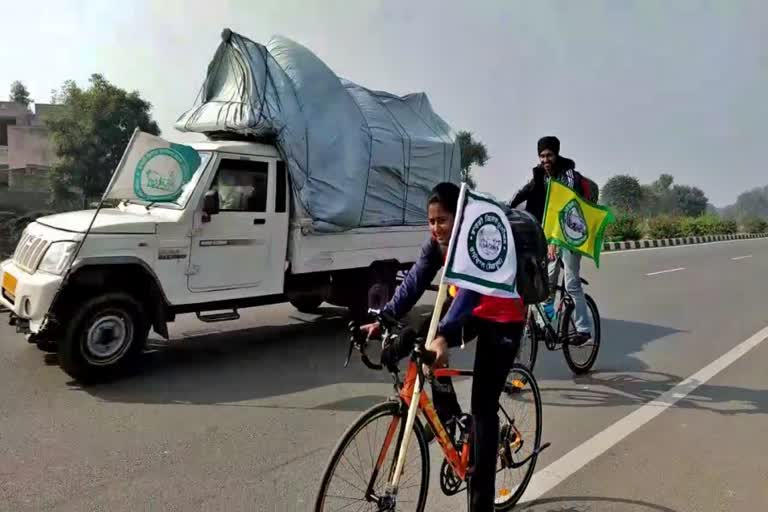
(189, 139, 281, 159)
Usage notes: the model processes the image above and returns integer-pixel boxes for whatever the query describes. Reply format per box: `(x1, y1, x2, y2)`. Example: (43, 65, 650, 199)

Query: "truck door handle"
(253, 218, 265, 225)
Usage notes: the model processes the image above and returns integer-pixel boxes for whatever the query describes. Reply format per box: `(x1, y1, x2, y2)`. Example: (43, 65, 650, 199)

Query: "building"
(0, 101, 63, 210)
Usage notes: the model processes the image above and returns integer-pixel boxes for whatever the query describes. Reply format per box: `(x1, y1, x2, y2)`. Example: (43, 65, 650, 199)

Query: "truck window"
(212, 159, 269, 212)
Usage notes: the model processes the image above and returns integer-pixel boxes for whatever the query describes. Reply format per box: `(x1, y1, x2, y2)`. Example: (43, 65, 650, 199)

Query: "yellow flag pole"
(390, 182, 468, 491)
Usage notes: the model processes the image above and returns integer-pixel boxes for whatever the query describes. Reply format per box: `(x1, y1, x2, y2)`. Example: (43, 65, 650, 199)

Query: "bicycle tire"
(562, 293, 601, 375)
(314, 400, 430, 512)
(494, 363, 544, 510)
(517, 311, 540, 373)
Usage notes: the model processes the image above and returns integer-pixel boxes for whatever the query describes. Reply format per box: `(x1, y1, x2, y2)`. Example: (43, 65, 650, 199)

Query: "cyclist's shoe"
(542, 302, 555, 320)
(570, 331, 591, 346)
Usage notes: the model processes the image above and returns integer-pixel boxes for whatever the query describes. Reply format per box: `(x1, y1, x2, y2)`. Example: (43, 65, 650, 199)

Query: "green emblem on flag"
(133, 144, 201, 202)
(467, 212, 508, 272)
(559, 199, 589, 247)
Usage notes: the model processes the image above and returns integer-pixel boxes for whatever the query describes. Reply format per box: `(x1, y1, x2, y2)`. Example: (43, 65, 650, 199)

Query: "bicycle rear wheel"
(314, 400, 430, 512)
(562, 293, 601, 374)
(494, 364, 543, 510)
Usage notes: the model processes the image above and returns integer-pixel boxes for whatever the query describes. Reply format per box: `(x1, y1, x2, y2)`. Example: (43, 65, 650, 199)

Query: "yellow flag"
(542, 180, 615, 267)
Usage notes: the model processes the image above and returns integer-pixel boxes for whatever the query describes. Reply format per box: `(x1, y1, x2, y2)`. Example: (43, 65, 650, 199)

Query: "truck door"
(188, 155, 288, 294)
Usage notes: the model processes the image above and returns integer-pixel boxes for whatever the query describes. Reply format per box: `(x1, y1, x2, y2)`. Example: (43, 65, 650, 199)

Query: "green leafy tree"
(456, 130, 489, 189)
(671, 184, 708, 217)
(46, 74, 161, 209)
(10, 80, 32, 107)
(601, 174, 643, 213)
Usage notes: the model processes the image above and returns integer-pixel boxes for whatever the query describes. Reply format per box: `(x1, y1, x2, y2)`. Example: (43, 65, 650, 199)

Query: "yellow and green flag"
(542, 180, 615, 267)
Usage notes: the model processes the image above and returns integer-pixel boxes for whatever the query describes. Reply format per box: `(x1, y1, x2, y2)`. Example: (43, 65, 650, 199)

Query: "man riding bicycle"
(361, 182, 525, 512)
(508, 136, 592, 346)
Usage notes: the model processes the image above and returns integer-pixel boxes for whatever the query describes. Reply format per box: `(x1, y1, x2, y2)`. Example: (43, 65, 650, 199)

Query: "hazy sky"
(2, 0, 765, 207)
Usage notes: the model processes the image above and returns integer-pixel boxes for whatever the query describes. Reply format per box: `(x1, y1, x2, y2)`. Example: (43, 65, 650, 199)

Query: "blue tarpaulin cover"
(176, 29, 461, 232)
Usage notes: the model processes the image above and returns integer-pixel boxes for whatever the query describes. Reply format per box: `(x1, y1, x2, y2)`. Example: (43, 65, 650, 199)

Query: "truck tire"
(58, 292, 150, 383)
(289, 295, 324, 314)
(350, 268, 396, 320)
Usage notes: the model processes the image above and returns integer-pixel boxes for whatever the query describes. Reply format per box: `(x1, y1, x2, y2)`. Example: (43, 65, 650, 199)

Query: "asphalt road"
(1, 238, 767, 511)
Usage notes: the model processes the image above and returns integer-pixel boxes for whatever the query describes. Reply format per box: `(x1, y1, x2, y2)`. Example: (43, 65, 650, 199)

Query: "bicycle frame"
(378, 359, 469, 496)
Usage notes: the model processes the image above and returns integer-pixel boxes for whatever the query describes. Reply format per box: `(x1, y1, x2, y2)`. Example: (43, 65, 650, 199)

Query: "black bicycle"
(517, 257, 601, 375)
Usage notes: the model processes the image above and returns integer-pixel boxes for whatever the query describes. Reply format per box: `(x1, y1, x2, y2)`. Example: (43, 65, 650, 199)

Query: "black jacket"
(508, 157, 582, 223)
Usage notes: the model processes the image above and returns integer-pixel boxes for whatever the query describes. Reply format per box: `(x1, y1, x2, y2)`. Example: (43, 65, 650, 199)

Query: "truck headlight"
(38, 242, 79, 275)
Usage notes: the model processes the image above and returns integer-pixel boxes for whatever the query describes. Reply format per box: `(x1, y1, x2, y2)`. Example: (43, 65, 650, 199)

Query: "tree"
(10, 81, 31, 107)
(671, 185, 708, 216)
(46, 74, 161, 208)
(652, 173, 674, 194)
(641, 173, 676, 215)
(722, 185, 768, 221)
(456, 130, 489, 189)
(601, 174, 643, 213)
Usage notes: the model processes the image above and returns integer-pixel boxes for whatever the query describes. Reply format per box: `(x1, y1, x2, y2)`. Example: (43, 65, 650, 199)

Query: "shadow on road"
(530, 318, 687, 382)
(68, 308, 761, 418)
(529, 318, 767, 415)
(67, 305, 435, 408)
(539, 369, 768, 416)
(518, 495, 678, 511)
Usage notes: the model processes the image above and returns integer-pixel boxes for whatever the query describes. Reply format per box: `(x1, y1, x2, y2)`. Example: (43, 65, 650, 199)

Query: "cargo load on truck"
(175, 29, 461, 232)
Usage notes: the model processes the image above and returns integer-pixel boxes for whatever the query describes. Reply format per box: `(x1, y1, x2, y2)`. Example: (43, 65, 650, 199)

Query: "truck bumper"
(0, 259, 62, 334)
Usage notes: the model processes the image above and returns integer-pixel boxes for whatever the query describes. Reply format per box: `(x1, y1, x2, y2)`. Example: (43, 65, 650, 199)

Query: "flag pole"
(390, 181, 468, 492)
(424, 181, 468, 348)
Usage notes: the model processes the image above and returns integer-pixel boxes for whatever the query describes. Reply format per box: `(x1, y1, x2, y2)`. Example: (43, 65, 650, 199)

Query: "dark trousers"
(431, 319, 523, 512)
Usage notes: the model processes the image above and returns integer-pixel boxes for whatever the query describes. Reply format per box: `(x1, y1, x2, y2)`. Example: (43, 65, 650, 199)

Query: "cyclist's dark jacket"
(381, 237, 524, 341)
(508, 156, 592, 223)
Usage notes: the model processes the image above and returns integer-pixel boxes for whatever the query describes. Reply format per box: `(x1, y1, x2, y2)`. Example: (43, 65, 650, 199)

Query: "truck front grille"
(12, 231, 50, 273)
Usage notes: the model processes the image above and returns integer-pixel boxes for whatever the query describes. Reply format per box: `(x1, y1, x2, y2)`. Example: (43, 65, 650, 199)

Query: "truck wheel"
(354, 269, 396, 320)
(289, 295, 324, 314)
(58, 292, 149, 383)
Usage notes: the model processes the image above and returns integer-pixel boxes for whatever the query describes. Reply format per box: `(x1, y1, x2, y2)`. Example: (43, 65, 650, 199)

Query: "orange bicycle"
(314, 309, 549, 511)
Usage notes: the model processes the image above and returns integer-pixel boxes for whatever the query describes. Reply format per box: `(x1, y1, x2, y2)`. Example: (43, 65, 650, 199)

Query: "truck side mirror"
(202, 190, 220, 222)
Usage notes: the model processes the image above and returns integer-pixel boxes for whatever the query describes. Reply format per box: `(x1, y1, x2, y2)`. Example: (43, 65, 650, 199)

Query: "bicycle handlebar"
(344, 308, 438, 372)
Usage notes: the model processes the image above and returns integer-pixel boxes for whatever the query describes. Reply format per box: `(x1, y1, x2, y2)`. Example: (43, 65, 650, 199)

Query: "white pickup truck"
(0, 139, 426, 382)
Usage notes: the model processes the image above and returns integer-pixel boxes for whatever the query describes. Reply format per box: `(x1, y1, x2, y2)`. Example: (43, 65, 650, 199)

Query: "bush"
(679, 215, 723, 236)
(606, 213, 642, 241)
(742, 217, 767, 234)
(646, 215, 682, 239)
(679, 217, 703, 236)
(718, 218, 737, 235)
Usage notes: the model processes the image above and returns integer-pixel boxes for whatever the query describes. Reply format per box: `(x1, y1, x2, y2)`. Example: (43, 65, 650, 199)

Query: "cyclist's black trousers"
(431, 318, 523, 512)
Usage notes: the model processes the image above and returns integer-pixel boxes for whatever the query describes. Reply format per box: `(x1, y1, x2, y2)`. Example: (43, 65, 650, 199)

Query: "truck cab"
(0, 139, 422, 383)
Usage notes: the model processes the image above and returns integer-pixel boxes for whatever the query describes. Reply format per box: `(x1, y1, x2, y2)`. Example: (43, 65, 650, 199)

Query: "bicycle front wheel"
(562, 293, 601, 374)
(314, 400, 430, 512)
(517, 309, 540, 373)
(494, 364, 543, 510)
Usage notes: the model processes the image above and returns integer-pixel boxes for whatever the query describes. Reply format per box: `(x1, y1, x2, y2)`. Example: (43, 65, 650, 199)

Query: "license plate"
(2, 271, 17, 299)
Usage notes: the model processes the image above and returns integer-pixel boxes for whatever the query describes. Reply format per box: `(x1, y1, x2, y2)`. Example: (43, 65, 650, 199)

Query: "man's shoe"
(570, 332, 591, 346)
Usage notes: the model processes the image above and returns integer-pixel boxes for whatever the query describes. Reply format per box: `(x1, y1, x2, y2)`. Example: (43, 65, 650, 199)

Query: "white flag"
(443, 187, 519, 298)
(105, 130, 203, 203)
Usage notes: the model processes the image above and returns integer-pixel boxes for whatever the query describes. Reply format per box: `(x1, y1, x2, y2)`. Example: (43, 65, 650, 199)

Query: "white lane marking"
(521, 324, 768, 504)
(602, 237, 768, 256)
(731, 255, 753, 261)
(646, 267, 685, 276)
